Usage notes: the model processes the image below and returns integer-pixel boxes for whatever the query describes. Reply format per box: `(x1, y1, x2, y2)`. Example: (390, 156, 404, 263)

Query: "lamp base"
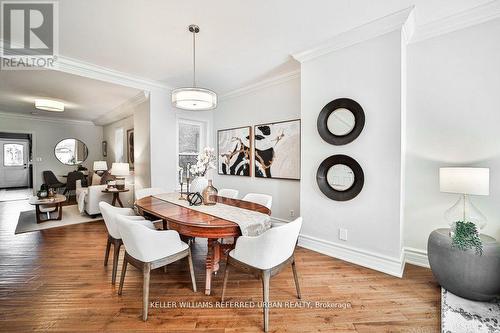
(445, 194, 487, 232)
(115, 177, 125, 190)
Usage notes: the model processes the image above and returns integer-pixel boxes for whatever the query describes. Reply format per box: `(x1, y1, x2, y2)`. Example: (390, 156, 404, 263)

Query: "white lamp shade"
(34, 99, 64, 112)
(93, 160, 108, 171)
(439, 167, 489, 195)
(110, 163, 130, 176)
(171, 87, 217, 111)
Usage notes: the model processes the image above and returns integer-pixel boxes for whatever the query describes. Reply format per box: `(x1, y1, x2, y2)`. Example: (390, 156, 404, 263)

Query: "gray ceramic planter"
(428, 228, 500, 301)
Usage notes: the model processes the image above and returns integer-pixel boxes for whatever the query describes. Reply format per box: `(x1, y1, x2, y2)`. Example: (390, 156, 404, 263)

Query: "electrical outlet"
(290, 210, 295, 218)
(339, 228, 348, 241)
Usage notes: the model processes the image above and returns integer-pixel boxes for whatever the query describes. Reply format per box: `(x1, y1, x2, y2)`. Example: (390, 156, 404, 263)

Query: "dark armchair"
(42, 171, 66, 191)
(64, 171, 85, 197)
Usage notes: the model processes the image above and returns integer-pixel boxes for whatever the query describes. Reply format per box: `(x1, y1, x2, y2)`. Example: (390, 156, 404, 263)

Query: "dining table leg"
(205, 238, 221, 295)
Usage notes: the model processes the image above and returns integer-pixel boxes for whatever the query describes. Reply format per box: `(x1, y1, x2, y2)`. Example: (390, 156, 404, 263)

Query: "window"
(177, 119, 206, 173)
(115, 128, 124, 162)
(4, 144, 24, 166)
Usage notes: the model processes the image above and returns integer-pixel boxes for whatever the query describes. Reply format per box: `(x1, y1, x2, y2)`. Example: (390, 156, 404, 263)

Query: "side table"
(102, 188, 129, 208)
(428, 228, 500, 301)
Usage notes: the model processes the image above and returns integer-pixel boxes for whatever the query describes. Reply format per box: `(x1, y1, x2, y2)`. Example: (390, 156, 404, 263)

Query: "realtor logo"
(1, 1, 58, 69)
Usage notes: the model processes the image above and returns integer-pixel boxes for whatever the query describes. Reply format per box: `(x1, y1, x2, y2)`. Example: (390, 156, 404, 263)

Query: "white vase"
(190, 176, 209, 194)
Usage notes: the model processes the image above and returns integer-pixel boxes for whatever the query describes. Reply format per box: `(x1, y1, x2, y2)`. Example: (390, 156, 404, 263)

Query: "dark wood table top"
(135, 195, 271, 236)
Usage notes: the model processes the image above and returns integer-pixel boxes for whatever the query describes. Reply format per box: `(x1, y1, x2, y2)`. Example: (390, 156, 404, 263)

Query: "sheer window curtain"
(115, 128, 124, 162)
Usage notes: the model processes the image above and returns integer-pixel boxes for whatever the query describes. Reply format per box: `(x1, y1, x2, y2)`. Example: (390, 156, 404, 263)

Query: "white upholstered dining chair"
(221, 217, 302, 332)
(99, 202, 155, 284)
(242, 193, 273, 209)
(218, 188, 239, 199)
(135, 187, 166, 200)
(115, 215, 197, 321)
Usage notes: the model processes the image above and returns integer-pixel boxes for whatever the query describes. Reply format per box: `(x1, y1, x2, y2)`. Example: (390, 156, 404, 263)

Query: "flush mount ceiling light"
(171, 24, 217, 111)
(34, 99, 65, 112)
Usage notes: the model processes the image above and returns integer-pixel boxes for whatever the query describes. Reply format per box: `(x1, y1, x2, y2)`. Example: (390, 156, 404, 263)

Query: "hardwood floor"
(0, 200, 440, 332)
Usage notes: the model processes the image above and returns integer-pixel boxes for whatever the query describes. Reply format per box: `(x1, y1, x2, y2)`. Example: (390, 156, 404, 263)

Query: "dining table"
(135, 194, 271, 295)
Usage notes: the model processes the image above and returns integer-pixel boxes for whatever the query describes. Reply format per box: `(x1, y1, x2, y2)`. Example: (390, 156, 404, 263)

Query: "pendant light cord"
(192, 29, 196, 87)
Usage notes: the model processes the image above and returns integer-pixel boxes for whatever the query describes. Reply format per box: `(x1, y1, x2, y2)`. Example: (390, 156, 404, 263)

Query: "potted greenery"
(451, 221, 483, 255)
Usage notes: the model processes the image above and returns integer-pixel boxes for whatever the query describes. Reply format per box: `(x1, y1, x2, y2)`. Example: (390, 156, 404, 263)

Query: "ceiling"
(57, 0, 491, 94)
(0, 0, 490, 123)
(0, 70, 141, 121)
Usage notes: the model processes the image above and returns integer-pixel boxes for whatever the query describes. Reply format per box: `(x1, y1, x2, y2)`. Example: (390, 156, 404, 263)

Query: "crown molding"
(411, 0, 500, 44)
(292, 7, 415, 63)
(54, 56, 171, 91)
(93, 91, 149, 126)
(219, 69, 300, 101)
(0, 110, 96, 126)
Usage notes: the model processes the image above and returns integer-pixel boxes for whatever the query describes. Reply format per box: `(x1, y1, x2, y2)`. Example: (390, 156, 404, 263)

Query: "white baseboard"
(298, 234, 405, 278)
(270, 216, 290, 227)
(403, 247, 430, 268)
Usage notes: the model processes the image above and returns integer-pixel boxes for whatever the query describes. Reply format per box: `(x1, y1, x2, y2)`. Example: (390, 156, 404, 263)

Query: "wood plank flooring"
(0, 200, 440, 332)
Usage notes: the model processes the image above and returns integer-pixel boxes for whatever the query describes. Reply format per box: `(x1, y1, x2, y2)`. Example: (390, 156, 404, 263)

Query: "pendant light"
(171, 25, 217, 111)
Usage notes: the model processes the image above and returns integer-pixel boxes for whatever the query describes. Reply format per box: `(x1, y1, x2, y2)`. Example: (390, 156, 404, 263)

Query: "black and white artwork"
(217, 126, 251, 176)
(254, 119, 300, 180)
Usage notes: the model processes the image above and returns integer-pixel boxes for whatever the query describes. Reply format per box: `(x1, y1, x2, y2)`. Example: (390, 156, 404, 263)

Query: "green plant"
(451, 221, 483, 255)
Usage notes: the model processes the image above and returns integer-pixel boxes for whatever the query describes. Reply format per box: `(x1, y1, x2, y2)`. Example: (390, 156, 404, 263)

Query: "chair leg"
(118, 255, 128, 295)
(221, 264, 230, 302)
(142, 263, 151, 321)
(104, 237, 111, 266)
(111, 242, 121, 284)
(262, 270, 271, 333)
(291, 258, 302, 299)
(187, 249, 197, 292)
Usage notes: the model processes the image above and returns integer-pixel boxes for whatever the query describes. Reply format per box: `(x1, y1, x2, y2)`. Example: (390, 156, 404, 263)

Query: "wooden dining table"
(135, 195, 271, 295)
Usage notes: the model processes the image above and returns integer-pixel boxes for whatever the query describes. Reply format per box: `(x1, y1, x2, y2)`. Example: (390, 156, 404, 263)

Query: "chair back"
(115, 215, 154, 262)
(242, 193, 272, 209)
(135, 187, 165, 200)
(99, 202, 136, 239)
(66, 171, 85, 191)
(235, 217, 302, 269)
(218, 189, 239, 199)
(43, 170, 59, 186)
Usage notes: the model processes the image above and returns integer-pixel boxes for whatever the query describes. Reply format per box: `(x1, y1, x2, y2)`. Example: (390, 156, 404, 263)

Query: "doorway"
(0, 132, 33, 201)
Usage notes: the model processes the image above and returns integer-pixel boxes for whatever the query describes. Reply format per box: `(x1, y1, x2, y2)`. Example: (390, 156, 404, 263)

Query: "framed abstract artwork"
(254, 119, 301, 180)
(217, 126, 252, 176)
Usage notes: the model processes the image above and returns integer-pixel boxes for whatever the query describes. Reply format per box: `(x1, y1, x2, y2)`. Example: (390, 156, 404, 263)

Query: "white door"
(0, 139, 30, 188)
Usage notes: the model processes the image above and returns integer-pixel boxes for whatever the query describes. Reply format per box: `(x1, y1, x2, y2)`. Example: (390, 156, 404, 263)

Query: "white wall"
(405, 18, 500, 253)
(103, 115, 134, 166)
(133, 99, 151, 190)
(212, 77, 301, 221)
(0, 113, 103, 191)
(299, 30, 406, 276)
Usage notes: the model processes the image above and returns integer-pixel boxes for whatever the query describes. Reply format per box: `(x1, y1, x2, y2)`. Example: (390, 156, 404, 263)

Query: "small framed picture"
(102, 141, 107, 157)
(127, 129, 134, 170)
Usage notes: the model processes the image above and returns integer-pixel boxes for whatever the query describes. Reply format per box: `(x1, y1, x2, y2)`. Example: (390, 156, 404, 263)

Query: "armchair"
(221, 217, 302, 332)
(99, 202, 155, 284)
(115, 215, 197, 321)
(76, 180, 134, 216)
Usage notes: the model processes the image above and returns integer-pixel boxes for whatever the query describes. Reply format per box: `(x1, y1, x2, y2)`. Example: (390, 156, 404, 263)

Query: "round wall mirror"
(318, 98, 365, 145)
(327, 108, 355, 136)
(326, 164, 355, 191)
(54, 138, 88, 165)
(317, 155, 364, 201)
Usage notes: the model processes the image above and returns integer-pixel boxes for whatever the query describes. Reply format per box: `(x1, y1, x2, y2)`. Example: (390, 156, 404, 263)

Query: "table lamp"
(439, 167, 489, 231)
(93, 161, 108, 176)
(111, 163, 129, 190)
